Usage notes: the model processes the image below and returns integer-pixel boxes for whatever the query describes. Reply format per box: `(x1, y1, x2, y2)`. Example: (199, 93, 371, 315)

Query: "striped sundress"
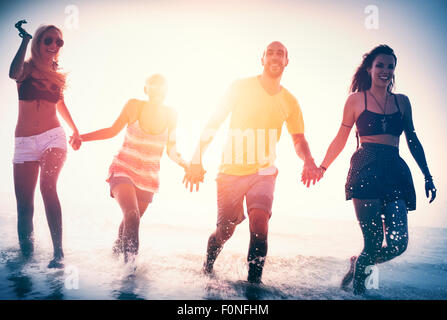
(107, 120, 169, 193)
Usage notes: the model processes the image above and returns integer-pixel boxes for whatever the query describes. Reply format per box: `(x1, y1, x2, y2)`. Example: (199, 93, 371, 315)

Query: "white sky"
(0, 0, 446, 228)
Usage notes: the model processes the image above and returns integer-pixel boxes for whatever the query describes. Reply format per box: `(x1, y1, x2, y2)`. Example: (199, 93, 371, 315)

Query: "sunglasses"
(43, 37, 64, 47)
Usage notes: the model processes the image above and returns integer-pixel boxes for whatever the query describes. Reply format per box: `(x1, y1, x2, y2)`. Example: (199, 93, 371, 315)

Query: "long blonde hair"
(27, 25, 67, 89)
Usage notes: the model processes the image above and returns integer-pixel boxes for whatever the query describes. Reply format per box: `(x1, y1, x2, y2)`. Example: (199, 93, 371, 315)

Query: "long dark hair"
(350, 45, 397, 93)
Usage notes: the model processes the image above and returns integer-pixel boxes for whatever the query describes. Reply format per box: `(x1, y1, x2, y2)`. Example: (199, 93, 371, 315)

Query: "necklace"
(369, 90, 389, 132)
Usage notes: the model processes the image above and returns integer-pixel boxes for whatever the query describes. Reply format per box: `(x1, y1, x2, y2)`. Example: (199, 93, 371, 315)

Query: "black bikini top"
(18, 76, 63, 103)
(356, 91, 404, 137)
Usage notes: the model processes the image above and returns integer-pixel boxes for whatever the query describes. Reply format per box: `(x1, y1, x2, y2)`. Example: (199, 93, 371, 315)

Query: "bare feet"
(247, 259, 264, 284)
(353, 280, 366, 295)
(48, 250, 64, 269)
(341, 256, 357, 290)
(202, 261, 214, 275)
(19, 240, 34, 261)
(48, 257, 64, 269)
(353, 262, 373, 295)
(247, 276, 263, 284)
(112, 238, 123, 256)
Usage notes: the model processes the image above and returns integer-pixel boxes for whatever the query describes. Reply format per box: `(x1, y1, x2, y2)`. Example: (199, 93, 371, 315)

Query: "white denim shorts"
(13, 127, 67, 164)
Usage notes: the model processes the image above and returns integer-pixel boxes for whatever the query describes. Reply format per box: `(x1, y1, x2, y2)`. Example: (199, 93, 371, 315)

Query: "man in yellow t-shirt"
(184, 41, 318, 284)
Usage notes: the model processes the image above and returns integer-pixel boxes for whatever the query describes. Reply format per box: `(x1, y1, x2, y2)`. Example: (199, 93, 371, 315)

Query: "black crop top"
(18, 77, 63, 103)
(356, 91, 404, 137)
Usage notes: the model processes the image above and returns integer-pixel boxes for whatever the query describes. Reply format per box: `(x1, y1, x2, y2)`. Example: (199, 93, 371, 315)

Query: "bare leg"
(203, 221, 237, 274)
(13, 161, 40, 259)
(352, 198, 383, 295)
(39, 148, 66, 268)
(374, 200, 408, 263)
(112, 184, 141, 263)
(247, 208, 269, 284)
(113, 196, 150, 256)
(341, 256, 357, 290)
(350, 199, 409, 294)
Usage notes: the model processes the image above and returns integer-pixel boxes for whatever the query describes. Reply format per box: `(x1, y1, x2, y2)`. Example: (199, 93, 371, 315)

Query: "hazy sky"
(1, 0, 446, 228)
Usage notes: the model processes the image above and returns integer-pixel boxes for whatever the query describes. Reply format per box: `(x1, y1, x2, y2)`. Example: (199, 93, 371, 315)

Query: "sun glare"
(1, 0, 444, 228)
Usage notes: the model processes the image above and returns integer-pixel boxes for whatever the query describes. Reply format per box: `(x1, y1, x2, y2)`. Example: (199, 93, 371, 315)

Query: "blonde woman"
(78, 75, 187, 264)
(9, 23, 80, 268)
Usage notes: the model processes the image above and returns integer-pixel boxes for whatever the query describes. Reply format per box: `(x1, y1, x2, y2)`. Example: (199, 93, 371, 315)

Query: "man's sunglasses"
(43, 37, 64, 47)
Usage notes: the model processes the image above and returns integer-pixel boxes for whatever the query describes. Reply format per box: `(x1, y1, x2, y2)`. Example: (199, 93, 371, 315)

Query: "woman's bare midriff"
(360, 134, 400, 148)
(15, 100, 61, 137)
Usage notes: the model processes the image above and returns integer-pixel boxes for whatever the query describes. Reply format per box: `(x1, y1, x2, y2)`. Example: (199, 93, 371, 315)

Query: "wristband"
(320, 166, 327, 172)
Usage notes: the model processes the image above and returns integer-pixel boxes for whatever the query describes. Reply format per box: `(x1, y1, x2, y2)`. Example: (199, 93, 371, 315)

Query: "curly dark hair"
(350, 45, 397, 93)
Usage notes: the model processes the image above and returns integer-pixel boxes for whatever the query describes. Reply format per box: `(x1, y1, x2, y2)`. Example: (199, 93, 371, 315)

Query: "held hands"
(425, 177, 437, 204)
(301, 160, 325, 188)
(183, 163, 206, 192)
(69, 132, 82, 151)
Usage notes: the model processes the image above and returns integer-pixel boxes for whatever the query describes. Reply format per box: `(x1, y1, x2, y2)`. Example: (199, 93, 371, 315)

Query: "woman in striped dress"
(76, 74, 187, 262)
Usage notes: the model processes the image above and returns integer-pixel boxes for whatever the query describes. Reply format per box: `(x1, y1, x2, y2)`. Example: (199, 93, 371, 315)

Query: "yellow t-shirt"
(219, 76, 305, 175)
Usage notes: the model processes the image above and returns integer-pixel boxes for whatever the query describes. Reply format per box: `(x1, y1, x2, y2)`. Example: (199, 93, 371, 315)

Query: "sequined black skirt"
(345, 143, 416, 211)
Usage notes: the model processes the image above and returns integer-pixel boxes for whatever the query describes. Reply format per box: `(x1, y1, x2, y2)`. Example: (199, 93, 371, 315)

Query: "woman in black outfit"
(309, 45, 437, 294)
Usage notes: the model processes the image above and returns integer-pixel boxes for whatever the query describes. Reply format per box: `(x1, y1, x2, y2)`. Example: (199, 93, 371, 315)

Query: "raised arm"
(80, 99, 134, 142)
(166, 109, 187, 169)
(9, 36, 31, 80)
(401, 95, 436, 203)
(319, 94, 356, 175)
